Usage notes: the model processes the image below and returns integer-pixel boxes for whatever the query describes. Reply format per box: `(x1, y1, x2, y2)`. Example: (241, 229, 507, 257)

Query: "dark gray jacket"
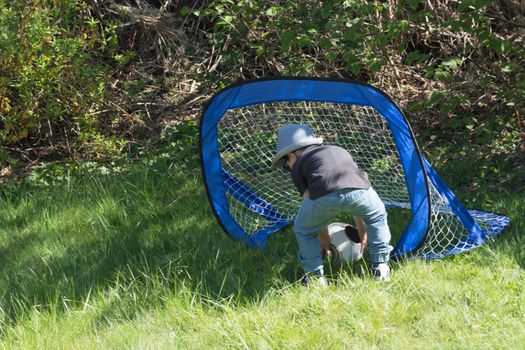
(291, 145, 371, 200)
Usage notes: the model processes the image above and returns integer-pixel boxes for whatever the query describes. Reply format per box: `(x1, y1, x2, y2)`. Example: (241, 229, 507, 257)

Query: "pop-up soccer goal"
(199, 78, 510, 259)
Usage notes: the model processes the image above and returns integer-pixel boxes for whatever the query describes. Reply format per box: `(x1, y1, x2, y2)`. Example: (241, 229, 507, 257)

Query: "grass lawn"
(0, 159, 523, 349)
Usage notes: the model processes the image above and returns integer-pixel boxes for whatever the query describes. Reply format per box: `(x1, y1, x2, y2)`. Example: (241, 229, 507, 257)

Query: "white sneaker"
(372, 263, 391, 282)
(300, 271, 329, 288)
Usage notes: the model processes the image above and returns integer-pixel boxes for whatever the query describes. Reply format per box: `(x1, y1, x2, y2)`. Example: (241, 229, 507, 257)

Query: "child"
(272, 124, 393, 283)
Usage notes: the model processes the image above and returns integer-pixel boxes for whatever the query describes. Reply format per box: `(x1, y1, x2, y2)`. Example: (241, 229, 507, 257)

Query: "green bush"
(0, 0, 124, 166)
(198, 0, 405, 78)
(197, 0, 523, 98)
(1, 0, 522, 187)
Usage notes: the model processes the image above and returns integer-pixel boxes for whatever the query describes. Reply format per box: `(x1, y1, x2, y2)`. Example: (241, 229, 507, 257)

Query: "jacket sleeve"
(291, 160, 307, 196)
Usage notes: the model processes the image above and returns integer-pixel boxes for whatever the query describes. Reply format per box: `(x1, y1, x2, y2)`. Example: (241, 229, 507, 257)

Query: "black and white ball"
(327, 222, 363, 264)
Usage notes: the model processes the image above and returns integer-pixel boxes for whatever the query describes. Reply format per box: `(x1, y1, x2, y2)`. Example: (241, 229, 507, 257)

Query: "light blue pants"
(294, 187, 393, 273)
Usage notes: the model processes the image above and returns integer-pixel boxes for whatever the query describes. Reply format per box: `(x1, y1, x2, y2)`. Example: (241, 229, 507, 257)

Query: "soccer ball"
(327, 222, 363, 264)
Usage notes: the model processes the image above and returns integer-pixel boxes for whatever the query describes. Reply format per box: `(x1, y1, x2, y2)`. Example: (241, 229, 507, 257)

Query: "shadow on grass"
(0, 161, 302, 330)
(1, 159, 521, 331)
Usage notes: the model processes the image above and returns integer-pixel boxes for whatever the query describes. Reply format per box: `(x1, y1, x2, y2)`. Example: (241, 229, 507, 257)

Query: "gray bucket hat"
(271, 124, 323, 169)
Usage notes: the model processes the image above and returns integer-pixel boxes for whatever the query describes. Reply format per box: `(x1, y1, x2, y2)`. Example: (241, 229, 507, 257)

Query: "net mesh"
(215, 101, 507, 258)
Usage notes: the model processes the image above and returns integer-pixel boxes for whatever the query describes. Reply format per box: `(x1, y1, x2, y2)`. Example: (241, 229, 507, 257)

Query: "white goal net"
(214, 100, 508, 259)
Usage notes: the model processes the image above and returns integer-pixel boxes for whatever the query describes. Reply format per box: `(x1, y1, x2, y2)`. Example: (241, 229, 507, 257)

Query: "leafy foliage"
(0, 0, 523, 190)
(12, 120, 199, 188)
(191, 0, 524, 189)
(0, 0, 125, 168)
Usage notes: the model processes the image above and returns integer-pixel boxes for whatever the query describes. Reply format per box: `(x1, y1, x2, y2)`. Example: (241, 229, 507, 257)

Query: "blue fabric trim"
(200, 79, 430, 253)
(468, 209, 510, 239)
(222, 171, 291, 248)
(200, 88, 259, 247)
(251, 220, 291, 249)
(223, 171, 286, 223)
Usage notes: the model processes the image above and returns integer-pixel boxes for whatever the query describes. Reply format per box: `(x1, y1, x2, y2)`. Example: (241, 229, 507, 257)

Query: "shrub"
(0, 0, 124, 167)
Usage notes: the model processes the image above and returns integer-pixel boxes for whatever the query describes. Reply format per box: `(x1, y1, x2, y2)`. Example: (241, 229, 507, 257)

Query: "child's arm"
(353, 216, 368, 253)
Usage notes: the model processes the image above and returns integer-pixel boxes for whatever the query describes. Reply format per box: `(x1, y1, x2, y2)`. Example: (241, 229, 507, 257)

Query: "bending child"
(272, 124, 393, 284)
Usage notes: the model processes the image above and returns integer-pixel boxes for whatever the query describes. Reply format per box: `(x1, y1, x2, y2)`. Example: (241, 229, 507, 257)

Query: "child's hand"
(318, 226, 331, 256)
(302, 189, 310, 199)
(353, 216, 368, 254)
(359, 231, 368, 254)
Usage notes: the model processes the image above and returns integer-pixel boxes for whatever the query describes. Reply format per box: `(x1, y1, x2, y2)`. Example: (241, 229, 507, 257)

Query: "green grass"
(0, 160, 523, 349)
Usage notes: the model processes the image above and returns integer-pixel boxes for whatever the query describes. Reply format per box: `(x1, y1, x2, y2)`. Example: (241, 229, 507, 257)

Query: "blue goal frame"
(199, 77, 510, 258)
